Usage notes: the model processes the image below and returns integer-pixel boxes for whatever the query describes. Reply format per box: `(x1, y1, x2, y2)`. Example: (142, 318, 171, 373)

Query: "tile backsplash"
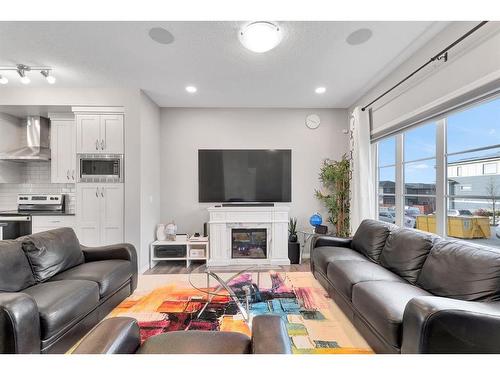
(0, 162, 76, 212)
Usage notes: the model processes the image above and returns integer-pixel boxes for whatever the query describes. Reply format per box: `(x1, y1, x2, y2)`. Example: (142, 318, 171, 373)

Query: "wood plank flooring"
(145, 259, 311, 274)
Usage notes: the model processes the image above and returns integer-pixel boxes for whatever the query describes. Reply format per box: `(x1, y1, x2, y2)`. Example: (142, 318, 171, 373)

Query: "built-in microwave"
(77, 154, 123, 183)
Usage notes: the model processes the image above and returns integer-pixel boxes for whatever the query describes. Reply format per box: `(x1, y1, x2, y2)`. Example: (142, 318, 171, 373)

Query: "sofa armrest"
(312, 236, 352, 249)
(251, 315, 291, 354)
(72, 317, 141, 354)
(81, 243, 138, 290)
(0, 292, 40, 353)
(401, 296, 500, 353)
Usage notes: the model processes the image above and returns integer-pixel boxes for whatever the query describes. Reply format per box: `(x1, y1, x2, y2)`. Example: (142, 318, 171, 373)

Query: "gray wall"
(139, 91, 161, 271)
(159, 108, 349, 235)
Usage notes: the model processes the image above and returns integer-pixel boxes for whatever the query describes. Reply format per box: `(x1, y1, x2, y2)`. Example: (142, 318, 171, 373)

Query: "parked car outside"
(448, 209, 473, 216)
(378, 211, 416, 228)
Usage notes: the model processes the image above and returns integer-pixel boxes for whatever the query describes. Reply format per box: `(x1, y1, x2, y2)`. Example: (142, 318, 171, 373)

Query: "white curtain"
(349, 107, 376, 233)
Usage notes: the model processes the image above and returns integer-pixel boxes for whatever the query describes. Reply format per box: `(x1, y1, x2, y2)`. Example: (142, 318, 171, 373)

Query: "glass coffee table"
(188, 264, 284, 323)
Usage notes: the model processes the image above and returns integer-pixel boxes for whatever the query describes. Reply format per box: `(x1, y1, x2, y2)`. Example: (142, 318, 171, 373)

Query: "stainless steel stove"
(16, 194, 65, 213)
(0, 194, 65, 240)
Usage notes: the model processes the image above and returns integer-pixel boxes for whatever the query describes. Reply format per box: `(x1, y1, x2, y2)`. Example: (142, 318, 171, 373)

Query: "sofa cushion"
(327, 260, 404, 299)
(0, 240, 36, 292)
(51, 260, 132, 298)
(352, 281, 432, 348)
(312, 246, 368, 275)
(351, 219, 394, 262)
(379, 228, 438, 284)
(20, 228, 84, 282)
(137, 331, 251, 354)
(23, 279, 99, 339)
(417, 240, 500, 302)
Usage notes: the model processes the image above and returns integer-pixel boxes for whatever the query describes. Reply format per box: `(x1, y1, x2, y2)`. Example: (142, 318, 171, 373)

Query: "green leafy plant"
(315, 154, 351, 237)
(288, 217, 298, 242)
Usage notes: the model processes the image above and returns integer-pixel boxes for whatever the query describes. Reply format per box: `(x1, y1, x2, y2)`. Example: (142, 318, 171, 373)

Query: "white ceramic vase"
(156, 224, 167, 241)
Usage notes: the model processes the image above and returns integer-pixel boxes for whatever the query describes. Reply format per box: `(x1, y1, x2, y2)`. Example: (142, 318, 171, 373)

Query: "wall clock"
(305, 114, 320, 129)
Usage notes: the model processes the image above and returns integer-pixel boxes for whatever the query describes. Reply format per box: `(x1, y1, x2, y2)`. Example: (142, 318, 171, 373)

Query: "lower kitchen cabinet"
(32, 215, 77, 234)
(76, 183, 124, 246)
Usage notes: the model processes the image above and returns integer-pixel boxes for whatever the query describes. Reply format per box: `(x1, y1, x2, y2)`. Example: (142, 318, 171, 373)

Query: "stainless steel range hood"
(0, 116, 51, 162)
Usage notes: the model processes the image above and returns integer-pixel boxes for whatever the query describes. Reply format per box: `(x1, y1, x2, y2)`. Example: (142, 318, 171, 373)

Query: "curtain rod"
(361, 21, 489, 112)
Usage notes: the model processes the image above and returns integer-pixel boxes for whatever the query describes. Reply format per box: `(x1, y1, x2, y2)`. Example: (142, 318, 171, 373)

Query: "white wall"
(159, 108, 349, 235)
(139, 91, 161, 271)
(350, 21, 500, 135)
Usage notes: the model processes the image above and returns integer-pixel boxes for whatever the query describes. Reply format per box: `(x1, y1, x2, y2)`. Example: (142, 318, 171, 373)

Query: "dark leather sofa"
(311, 219, 500, 354)
(72, 315, 292, 354)
(0, 227, 137, 354)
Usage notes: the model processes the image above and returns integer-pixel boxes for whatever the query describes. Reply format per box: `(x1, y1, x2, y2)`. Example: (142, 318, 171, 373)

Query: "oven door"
(0, 216, 32, 240)
(78, 154, 123, 183)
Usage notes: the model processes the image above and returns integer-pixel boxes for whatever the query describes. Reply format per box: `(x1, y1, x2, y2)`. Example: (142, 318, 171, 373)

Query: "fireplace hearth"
(231, 228, 267, 259)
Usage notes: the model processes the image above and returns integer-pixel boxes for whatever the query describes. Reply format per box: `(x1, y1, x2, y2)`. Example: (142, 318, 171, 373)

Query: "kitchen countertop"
(0, 211, 75, 216)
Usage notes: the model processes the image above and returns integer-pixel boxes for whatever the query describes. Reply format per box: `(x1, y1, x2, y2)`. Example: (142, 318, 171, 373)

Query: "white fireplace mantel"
(207, 205, 290, 266)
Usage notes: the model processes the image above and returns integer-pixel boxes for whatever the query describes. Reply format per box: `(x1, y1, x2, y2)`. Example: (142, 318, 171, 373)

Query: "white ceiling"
(0, 21, 449, 108)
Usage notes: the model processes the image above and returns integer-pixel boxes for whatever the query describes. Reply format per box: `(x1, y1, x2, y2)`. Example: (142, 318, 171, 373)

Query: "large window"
(374, 95, 500, 248)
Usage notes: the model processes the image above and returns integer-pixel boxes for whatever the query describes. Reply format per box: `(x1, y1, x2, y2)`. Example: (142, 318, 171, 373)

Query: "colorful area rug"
(107, 271, 373, 354)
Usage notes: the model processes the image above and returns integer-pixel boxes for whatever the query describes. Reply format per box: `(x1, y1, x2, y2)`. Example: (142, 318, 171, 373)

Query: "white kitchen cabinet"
(50, 119, 76, 183)
(76, 183, 124, 246)
(100, 115, 124, 154)
(76, 114, 123, 154)
(76, 115, 101, 153)
(32, 215, 77, 234)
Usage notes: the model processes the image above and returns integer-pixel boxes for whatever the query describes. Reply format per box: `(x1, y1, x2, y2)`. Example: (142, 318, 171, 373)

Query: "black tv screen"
(198, 149, 291, 203)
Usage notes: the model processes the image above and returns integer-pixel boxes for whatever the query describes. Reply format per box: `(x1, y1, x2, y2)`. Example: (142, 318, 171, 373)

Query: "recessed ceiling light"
(148, 27, 175, 45)
(315, 87, 326, 94)
(346, 28, 373, 46)
(185, 86, 197, 93)
(0, 75, 8, 84)
(239, 21, 282, 53)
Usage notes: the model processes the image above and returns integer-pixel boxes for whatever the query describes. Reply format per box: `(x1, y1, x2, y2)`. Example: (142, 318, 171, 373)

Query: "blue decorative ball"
(309, 213, 322, 227)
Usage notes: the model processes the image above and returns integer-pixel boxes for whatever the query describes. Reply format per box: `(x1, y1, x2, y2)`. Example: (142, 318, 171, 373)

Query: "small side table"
(297, 230, 320, 263)
(150, 235, 210, 269)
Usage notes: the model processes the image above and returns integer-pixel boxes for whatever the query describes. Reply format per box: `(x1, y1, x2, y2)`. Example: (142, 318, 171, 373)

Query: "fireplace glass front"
(231, 228, 267, 259)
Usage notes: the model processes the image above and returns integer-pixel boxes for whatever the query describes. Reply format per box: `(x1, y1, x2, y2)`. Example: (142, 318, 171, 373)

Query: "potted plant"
(315, 154, 351, 237)
(289, 217, 298, 242)
(288, 217, 300, 264)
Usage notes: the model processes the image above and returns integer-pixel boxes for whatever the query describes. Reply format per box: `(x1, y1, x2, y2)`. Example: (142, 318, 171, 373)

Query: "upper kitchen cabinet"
(50, 118, 76, 183)
(76, 114, 124, 154)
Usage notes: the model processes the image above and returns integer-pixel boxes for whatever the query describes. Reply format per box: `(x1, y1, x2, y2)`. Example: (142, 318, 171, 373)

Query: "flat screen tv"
(198, 149, 291, 203)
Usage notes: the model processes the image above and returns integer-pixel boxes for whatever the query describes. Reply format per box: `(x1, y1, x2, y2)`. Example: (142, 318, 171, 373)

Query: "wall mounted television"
(198, 149, 291, 203)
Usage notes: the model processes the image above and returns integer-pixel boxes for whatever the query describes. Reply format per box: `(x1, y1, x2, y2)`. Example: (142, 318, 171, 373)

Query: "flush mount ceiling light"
(0, 64, 56, 85)
(185, 85, 197, 93)
(239, 21, 282, 53)
(315, 87, 326, 94)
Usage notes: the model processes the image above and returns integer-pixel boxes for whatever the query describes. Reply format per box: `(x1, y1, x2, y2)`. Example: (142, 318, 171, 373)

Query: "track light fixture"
(41, 70, 56, 84)
(17, 64, 31, 84)
(0, 64, 56, 85)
